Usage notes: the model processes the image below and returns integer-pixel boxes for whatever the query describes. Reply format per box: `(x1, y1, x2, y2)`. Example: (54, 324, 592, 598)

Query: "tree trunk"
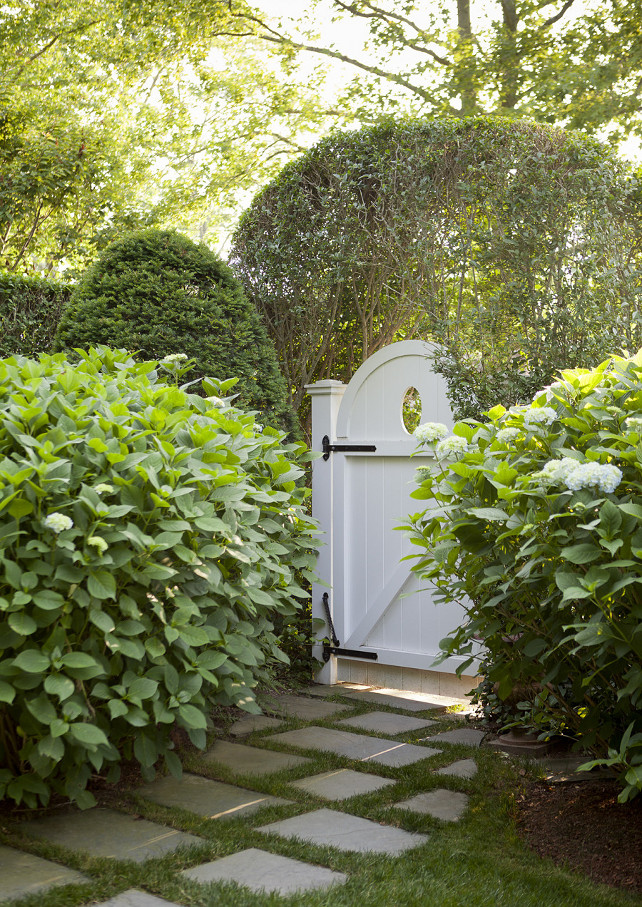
(457, 0, 477, 115)
(499, 0, 520, 110)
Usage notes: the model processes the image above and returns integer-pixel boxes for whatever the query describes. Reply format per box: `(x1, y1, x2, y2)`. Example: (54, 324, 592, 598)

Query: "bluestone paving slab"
(420, 727, 486, 747)
(0, 845, 88, 901)
(136, 773, 291, 819)
(20, 809, 204, 862)
(341, 688, 449, 713)
(260, 693, 353, 720)
(288, 768, 396, 800)
(229, 714, 283, 736)
(337, 711, 437, 735)
(436, 758, 478, 779)
(258, 807, 429, 855)
(268, 725, 442, 767)
(394, 789, 469, 821)
(182, 847, 347, 894)
(202, 740, 311, 776)
(92, 890, 184, 907)
(304, 684, 370, 697)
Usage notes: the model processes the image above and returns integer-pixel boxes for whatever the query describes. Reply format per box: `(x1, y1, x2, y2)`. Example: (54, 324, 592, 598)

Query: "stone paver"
(229, 715, 284, 736)
(93, 890, 183, 907)
(260, 693, 353, 721)
(182, 847, 347, 894)
(420, 728, 486, 747)
(258, 807, 429, 855)
(337, 711, 437, 735)
(436, 758, 478, 779)
(20, 809, 204, 862)
(136, 773, 291, 819)
(289, 768, 396, 800)
(304, 684, 370, 697)
(0, 844, 88, 901)
(268, 726, 442, 767)
(394, 789, 469, 822)
(202, 740, 311, 776)
(341, 688, 450, 713)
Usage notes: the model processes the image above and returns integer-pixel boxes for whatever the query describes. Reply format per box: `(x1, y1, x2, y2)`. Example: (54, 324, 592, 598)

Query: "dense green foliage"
(55, 229, 296, 435)
(232, 117, 641, 423)
(0, 346, 318, 809)
(0, 271, 70, 358)
(406, 355, 642, 801)
(248, 1, 642, 142)
(0, 1, 342, 273)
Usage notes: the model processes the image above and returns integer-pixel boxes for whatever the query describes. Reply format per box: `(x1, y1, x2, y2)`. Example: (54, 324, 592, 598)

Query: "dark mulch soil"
(516, 778, 642, 896)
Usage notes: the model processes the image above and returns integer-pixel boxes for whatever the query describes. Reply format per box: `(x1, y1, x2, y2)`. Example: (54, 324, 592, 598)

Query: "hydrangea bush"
(406, 355, 642, 801)
(0, 347, 318, 809)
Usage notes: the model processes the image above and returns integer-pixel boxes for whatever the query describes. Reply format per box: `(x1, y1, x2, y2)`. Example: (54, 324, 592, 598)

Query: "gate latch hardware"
(322, 435, 376, 461)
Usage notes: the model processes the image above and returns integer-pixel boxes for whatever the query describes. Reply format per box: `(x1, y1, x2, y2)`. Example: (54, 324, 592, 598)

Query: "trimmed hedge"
(55, 229, 297, 436)
(0, 271, 71, 358)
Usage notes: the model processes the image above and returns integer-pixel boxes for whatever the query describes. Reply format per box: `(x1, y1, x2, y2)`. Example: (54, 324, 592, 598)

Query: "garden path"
(1, 684, 484, 903)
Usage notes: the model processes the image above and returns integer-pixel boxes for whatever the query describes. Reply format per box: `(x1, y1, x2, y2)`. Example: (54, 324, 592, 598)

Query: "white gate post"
(306, 379, 347, 684)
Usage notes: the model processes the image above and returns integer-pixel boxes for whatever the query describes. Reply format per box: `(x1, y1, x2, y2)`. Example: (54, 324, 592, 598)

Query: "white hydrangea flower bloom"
(413, 422, 450, 444)
(87, 536, 108, 554)
(564, 462, 622, 494)
(94, 483, 113, 494)
(435, 435, 469, 458)
(161, 353, 188, 363)
(536, 457, 582, 485)
(523, 406, 557, 430)
(625, 416, 642, 432)
(496, 427, 520, 443)
(43, 512, 73, 533)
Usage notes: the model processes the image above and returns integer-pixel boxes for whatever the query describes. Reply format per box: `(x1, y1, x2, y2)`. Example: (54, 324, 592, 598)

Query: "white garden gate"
(307, 340, 477, 694)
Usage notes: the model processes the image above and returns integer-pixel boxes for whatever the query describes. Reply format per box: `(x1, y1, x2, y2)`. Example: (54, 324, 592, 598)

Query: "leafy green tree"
(55, 229, 297, 435)
(242, 0, 642, 144)
(231, 116, 642, 423)
(0, 1, 341, 274)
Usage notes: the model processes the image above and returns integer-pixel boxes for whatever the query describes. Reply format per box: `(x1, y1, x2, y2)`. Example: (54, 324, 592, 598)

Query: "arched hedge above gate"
(232, 116, 641, 423)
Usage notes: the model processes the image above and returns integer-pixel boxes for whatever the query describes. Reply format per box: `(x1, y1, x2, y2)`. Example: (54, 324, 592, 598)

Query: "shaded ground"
(516, 778, 642, 896)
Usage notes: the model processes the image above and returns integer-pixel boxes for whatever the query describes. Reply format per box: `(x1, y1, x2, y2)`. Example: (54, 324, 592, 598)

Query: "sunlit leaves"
(0, 346, 318, 809)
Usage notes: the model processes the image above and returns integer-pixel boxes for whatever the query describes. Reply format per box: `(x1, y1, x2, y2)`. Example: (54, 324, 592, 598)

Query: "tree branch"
(330, 1, 452, 66)
(227, 10, 454, 107)
(11, 18, 102, 81)
(540, 0, 577, 29)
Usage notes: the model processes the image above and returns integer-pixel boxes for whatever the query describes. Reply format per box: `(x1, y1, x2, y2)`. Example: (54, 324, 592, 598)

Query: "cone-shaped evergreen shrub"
(55, 229, 296, 435)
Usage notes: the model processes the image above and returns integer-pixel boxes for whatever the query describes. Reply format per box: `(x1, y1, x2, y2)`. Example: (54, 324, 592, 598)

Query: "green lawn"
(1, 694, 636, 907)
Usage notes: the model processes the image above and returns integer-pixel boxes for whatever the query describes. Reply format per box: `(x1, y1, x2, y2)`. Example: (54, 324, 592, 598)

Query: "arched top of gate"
(335, 340, 453, 441)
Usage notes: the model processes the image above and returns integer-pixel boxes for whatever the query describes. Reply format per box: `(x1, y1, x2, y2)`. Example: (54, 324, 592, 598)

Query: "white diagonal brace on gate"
(342, 561, 412, 649)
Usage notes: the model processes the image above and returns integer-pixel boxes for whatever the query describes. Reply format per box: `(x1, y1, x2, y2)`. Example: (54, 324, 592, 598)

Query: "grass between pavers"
(1, 694, 637, 907)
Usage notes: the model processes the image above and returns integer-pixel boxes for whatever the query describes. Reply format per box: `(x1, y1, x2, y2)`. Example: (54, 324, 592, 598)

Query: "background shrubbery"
(407, 356, 642, 801)
(232, 116, 642, 429)
(55, 228, 297, 436)
(0, 346, 318, 809)
(0, 271, 71, 359)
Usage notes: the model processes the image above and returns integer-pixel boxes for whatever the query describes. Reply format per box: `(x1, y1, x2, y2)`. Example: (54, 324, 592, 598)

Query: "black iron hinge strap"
(322, 435, 376, 461)
(322, 592, 340, 647)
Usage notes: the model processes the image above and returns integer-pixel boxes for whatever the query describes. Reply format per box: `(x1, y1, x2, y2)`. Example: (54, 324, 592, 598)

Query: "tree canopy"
(231, 116, 642, 422)
(242, 1, 642, 144)
(0, 0, 342, 274)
